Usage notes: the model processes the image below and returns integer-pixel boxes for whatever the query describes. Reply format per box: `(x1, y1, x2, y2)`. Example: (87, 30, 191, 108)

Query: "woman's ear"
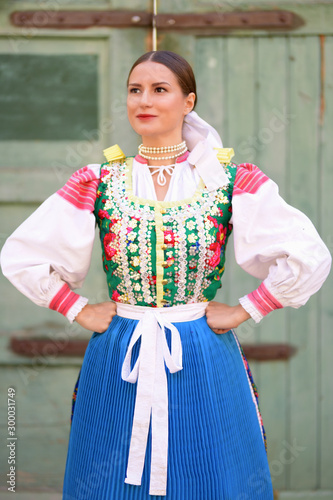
(184, 92, 196, 115)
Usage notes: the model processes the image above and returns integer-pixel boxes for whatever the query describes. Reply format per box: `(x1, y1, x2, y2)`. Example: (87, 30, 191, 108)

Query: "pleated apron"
(63, 303, 273, 500)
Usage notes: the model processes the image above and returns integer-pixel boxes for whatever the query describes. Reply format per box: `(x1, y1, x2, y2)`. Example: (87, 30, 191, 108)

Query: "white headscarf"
(182, 111, 228, 190)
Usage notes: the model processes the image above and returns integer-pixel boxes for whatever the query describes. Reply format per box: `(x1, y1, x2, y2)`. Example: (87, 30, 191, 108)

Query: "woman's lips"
(136, 114, 157, 120)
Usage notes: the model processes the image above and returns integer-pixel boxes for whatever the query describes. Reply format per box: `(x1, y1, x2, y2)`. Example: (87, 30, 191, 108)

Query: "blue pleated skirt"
(62, 315, 273, 500)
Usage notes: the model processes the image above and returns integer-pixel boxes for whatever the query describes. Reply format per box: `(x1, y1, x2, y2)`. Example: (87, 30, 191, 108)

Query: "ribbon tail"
(124, 312, 156, 487)
(149, 326, 169, 496)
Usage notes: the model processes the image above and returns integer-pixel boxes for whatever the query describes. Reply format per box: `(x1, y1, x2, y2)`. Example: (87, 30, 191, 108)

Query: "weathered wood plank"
(111, 0, 150, 9)
(108, 29, 147, 151)
(319, 35, 333, 490)
(287, 35, 320, 490)
(224, 36, 263, 329)
(279, 492, 333, 500)
(195, 38, 227, 153)
(255, 35, 290, 490)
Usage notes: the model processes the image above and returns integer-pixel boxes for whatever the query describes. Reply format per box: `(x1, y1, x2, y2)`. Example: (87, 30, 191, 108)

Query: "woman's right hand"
(75, 302, 117, 332)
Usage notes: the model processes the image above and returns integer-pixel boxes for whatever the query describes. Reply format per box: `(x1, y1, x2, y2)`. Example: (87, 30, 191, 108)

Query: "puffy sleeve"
(231, 163, 332, 323)
(0, 164, 102, 323)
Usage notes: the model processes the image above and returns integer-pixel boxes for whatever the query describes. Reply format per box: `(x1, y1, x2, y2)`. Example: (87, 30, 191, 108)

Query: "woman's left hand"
(206, 301, 251, 334)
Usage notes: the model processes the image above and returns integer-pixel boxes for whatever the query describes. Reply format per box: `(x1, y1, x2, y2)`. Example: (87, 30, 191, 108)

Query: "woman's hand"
(75, 302, 117, 333)
(206, 301, 251, 334)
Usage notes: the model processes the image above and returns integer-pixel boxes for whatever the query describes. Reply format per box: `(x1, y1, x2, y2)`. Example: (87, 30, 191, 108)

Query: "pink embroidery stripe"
(49, 284, 80, 317)
(134, 154, 147, 164)
(248, 283, 283, 316)
(233, 163, 269, 195)
(176, 151, 190, 163)
(57, 166, 100, 211)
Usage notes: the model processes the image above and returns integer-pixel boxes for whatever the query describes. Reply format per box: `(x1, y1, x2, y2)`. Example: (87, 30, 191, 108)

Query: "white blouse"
(0, 156, 331, 324)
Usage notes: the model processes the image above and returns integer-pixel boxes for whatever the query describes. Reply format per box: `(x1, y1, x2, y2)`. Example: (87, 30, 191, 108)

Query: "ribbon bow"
(149, 165, 176, 186)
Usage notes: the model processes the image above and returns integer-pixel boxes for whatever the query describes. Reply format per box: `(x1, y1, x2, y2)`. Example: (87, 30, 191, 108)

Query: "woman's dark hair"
(127, 51, 197, 109)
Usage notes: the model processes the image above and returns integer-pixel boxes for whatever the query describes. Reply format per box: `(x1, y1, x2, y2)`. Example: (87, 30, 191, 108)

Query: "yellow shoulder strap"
(214, 147, 235, 164)
(103, 144, 126, 163)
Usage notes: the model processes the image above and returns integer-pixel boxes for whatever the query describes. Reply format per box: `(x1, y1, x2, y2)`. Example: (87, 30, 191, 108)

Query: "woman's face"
(127, 61, 195, 143)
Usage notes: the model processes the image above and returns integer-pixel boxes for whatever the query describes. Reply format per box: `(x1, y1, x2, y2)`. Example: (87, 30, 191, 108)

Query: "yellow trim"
(103, 144, 126, 163)
(214, 147, 235, 164)
(124, 157, 205, 208)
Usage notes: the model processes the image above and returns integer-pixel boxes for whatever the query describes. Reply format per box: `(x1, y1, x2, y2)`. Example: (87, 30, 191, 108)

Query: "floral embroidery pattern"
(208, 224, 227, 268)
(235, 336, 268, 453)
(112, 290, 121, 301)
(98, 209, 111, 220)
(103, 233, 117, 260)
(164, 230, 176, 246)
(94, 159, 237, 306)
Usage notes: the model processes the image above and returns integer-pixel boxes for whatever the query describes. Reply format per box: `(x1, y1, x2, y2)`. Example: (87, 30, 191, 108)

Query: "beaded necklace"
(138, 144, 187, 161)
(138, 140, 187, 186)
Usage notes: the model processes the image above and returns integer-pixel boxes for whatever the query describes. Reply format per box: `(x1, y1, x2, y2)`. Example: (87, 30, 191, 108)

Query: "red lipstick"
(137, 114, 157, 120)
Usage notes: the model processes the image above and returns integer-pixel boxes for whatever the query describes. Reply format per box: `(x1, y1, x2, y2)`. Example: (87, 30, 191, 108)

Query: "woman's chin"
(133, 126, 163, 138)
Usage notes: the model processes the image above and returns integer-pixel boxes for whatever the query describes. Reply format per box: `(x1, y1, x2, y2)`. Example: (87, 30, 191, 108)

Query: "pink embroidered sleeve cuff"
(239, 283, 283, 324)
(48, 283, 88, 323)
(57, 165, 100, 211)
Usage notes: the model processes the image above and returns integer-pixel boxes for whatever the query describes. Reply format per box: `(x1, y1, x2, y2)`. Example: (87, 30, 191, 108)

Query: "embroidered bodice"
(94, 157, 237, 308)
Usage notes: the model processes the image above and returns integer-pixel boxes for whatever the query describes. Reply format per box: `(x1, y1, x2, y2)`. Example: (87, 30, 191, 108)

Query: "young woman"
(1, 51, 331, 499)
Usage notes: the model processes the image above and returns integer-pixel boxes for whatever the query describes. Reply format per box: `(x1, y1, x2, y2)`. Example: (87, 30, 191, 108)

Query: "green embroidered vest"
(94, 156, 237, 307)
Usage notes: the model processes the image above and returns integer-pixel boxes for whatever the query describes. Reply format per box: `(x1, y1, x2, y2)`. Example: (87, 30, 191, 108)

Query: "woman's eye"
(129, 88, 140, 94)
(155, 87, 167, 93)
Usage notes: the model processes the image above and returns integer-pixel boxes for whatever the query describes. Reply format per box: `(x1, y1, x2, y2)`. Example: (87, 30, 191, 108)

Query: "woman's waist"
(115, 301, 208, 322)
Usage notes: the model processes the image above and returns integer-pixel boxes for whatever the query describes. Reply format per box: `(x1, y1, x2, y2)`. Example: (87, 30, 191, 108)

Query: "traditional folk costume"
(1, 111, 331, 500)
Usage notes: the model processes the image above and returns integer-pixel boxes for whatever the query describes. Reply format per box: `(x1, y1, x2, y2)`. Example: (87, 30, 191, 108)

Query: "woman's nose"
(140, 90, 152, 107)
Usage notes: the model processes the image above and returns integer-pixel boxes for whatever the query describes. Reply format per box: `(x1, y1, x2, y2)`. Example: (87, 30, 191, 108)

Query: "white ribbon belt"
(117, 302, 207, 496)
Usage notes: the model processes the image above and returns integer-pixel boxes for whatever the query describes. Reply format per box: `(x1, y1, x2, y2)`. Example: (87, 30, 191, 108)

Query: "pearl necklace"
(139, 147, 187, 160)
(138, 144, 187, 161)
(139, 140, 186, 154)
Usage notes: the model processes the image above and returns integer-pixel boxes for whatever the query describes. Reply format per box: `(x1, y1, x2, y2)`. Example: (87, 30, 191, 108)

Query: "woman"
(1, 51, 331, 499)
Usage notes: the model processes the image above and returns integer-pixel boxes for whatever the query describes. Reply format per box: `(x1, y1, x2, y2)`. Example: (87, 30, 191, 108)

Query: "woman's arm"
(0, 164, 101, 324)
(206, 163, 331, 333)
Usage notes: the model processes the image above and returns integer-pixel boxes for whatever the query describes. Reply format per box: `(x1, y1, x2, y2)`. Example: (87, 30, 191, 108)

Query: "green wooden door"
(0, 0, 332, 497)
